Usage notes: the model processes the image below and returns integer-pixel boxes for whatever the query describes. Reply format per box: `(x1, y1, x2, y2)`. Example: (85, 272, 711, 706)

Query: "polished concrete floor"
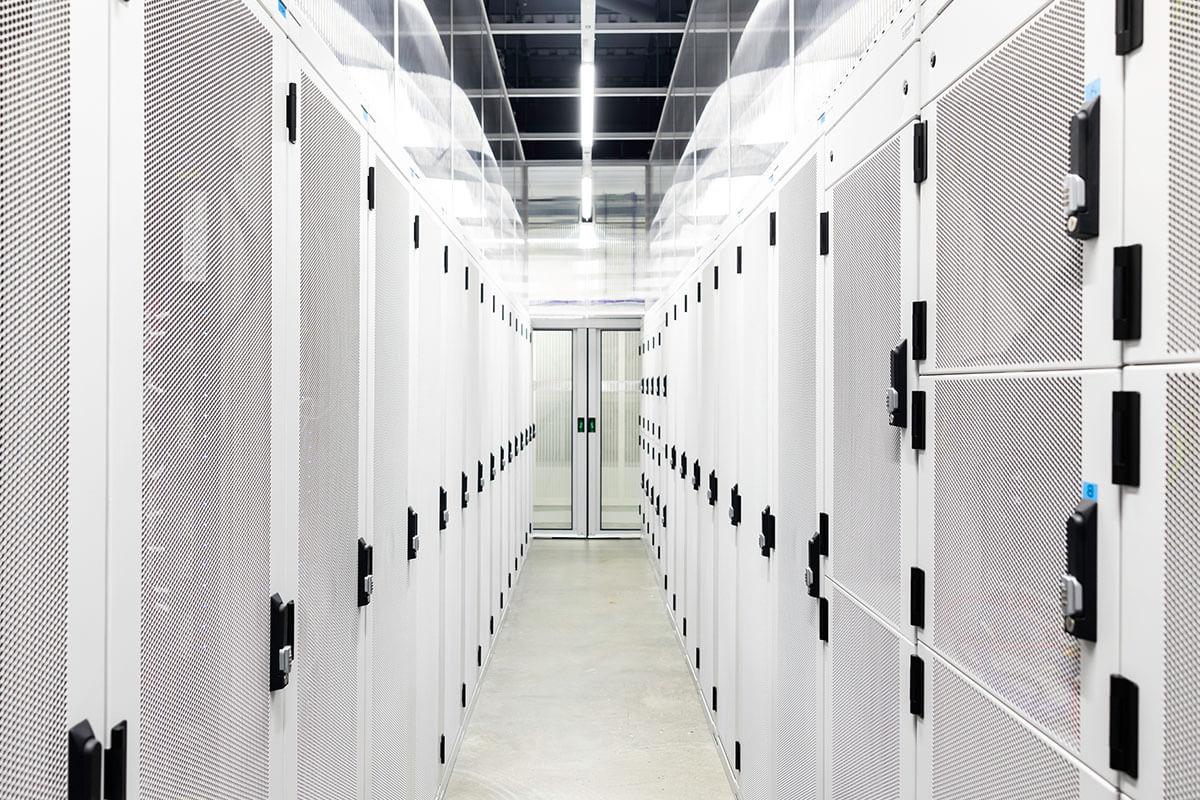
(445, 539, 734, 799)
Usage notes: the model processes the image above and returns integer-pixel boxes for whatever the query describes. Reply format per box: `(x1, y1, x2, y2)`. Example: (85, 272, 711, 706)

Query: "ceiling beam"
(481, 21, 686, 35)
(518, 131, 658, 141)
(506, 86, 667, 98)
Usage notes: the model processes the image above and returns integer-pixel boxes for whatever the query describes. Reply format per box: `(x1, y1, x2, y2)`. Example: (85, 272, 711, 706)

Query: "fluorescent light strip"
(580, 62, 595, 150)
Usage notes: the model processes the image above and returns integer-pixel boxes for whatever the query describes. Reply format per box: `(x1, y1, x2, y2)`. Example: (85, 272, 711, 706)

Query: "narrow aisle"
(446, 540, 734, 799)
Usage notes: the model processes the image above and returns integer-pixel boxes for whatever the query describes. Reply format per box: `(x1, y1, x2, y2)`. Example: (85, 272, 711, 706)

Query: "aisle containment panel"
(1, 0, 109, 796)
(136, 1, 281, 797)
(294, 63, 366, 800)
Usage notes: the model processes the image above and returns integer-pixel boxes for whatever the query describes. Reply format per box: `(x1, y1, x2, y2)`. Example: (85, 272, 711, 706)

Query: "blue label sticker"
(1084, 79, 1101, 103)
(818, 112, 827, 126)
(1082, 481, 1098, 501)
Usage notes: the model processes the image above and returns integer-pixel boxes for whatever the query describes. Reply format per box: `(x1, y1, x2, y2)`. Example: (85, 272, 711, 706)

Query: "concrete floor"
(445, 539, 735, 800)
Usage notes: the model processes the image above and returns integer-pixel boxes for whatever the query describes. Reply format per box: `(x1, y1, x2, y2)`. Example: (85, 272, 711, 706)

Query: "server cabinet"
(697, 263, 719, 705)
(772, 154, 824, 800)
(918, 0, 1119, 374)
(684, 281, 701, 671)
(1119, 365, 1200, 800)
(2, 0, 111, 796)
(477, 281, 495, 669)
(916, 369, 1121, 782)
(441, 240, 466, 751)
(462, 269, 482, 709)
(825, 582, 915, 800)
(414, 207, 446, 798)
(367, 156, 417, 800)
(914, 645, 1117, 800)
(736, 207, 776, 798)
(122, 1, 284, 798)
(293, 60, 367, 800)
(1124, 0, 1200, 364)
(823, 44, 921, 636)
(715, 238, 742, 763)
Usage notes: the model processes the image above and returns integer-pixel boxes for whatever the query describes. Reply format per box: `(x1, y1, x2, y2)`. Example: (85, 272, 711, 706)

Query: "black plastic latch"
(769, 211, 777, 246)
(1061, 499, 1097, 640)
(911, 567, 926, 628)
(708, 471, 718, 506)
(366, 167, 376, 210)
(439, 486, 448, 530)
(462, 471, 470, 509)
(671, 446, 677, 471)
(819, 212, 830, 255)
(1115, 0, 1143, 55)
(692, 459, 701, 492)
(1114, 244, 1143, 340)
(729, 484, 742, 526)
(477, 460, 485, 493)
(806, 532, 822, 598)
(270, 592, 295, 691)
(490, 452, 496, 482)
(104, 721, 127, 800)
(910, 655, 926, 718)
(819, 512, 829, 555)
(357, 538, 374, 607)
(1112, 391, 1141, 486)
(819, 598, 829, 642)
(1065, 98, 1101, 240)
(681, 452, 688, 480)
(912, 301, 927, 361)
(413, 215, 421, 249)
(69, 719, 102, 800)
(407, 507, 420, 560)
(759, 506, 776, 557)
(1110, 675, 1139, 777)
(889, 340, 908, 428)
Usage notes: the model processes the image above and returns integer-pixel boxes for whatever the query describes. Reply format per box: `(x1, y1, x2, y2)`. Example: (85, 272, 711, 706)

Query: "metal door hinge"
(711, 686, 718, 712)
(1114, 245, 1143, 340)
(270, 592, 296, 691)
(1110, 675, 1139, 777)
(357, 538, 374, 607)
(819, 597, 829, 642)
(911, 567, 926, 628)
(911, 390, 927, 450)
(735, 741, 741, 771)
(910, 655, 926, 717)
(1112, 391, 1141, 486)
(461, 683, 467, 709)
(819, 512, 829, 555)
(736, 246, 743, 274)
(439, 734, 446, 765)
(913, 121, 929, 184)
(413, 215, 420, 249)
(912, 301, 927, 361)
(286, 82, 298, 143)
(366, 167, 375, 210)
(1115, 0, 1143, 55)
(819, 212, 830, 255)
(769, 211, 777, 246)
(443, 245, 449, 274)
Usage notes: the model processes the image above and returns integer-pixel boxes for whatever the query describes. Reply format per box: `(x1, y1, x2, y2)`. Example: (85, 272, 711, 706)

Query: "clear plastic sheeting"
(290, 0, 524, 261)
(647, 0, 913, 302)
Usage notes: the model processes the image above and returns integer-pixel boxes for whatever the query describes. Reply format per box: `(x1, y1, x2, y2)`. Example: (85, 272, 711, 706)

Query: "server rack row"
(641, 0, 1197, 798)
(0, 1, 532, 799)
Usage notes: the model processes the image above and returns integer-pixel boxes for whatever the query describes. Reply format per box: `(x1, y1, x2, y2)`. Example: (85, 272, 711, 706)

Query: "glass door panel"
(532, 330, 575, 530)
(597, 330, 641, 530)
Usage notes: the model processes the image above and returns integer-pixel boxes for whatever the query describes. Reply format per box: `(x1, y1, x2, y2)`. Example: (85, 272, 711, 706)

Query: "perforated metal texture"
(141, 1, 273, 797)
(0, 1, 70, 796)
(1169, 1, 1200, 354)
(932, 0, 1084, 370)
(775, 158, 820, 800)
(370, 160, 413, 799)
(929, 657, 1080, 800)
(1164, 372, 1200, 796)
(829, 586, 902, 800)
(297, 71, 361, 800)
(829, 134, 905, 629)
(931, 374, 1082, 750)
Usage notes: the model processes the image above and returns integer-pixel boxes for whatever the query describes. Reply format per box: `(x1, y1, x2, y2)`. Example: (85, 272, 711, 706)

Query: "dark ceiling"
(487, 0, 690, 160)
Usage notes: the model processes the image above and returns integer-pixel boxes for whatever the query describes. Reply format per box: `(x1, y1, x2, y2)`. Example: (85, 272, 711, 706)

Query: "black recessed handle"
(888, 340, 908, 428)
(1062, 499, 1097, 641)
(68, 719, 102, 800)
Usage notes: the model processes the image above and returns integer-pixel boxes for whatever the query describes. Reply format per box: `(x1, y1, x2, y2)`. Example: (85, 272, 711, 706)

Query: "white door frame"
(532, 316, 641, 538)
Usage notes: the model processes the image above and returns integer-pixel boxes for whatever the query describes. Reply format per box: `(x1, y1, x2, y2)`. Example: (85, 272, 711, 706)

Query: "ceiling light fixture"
(580, 62, 595, 151)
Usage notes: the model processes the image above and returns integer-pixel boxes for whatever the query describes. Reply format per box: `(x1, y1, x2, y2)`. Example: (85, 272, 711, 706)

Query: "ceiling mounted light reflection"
(581, 175, 594, 222)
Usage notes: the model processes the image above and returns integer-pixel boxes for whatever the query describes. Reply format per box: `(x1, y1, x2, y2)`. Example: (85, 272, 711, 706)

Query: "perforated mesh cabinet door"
(369, 158, 414, 799)
(922, 0, 1092, 372)
(916, 647, 1116, 800)
(714, 239, 742, 756)
(296, 69, 362, 800)
(1121, 366, 1200, 799)
(698, 262, 718, 700)
(826, 130, 914, 631)
(140, 1, 275, 797)
(921, 369, 1120, 776)
(774, 157, 822, 800)
(827, 583, 909, 800)
(737, 209, 775, 798)
(1, 1, 72, 795)
(1126, 0, 1200, 362)
(441, 241, 465, 744)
